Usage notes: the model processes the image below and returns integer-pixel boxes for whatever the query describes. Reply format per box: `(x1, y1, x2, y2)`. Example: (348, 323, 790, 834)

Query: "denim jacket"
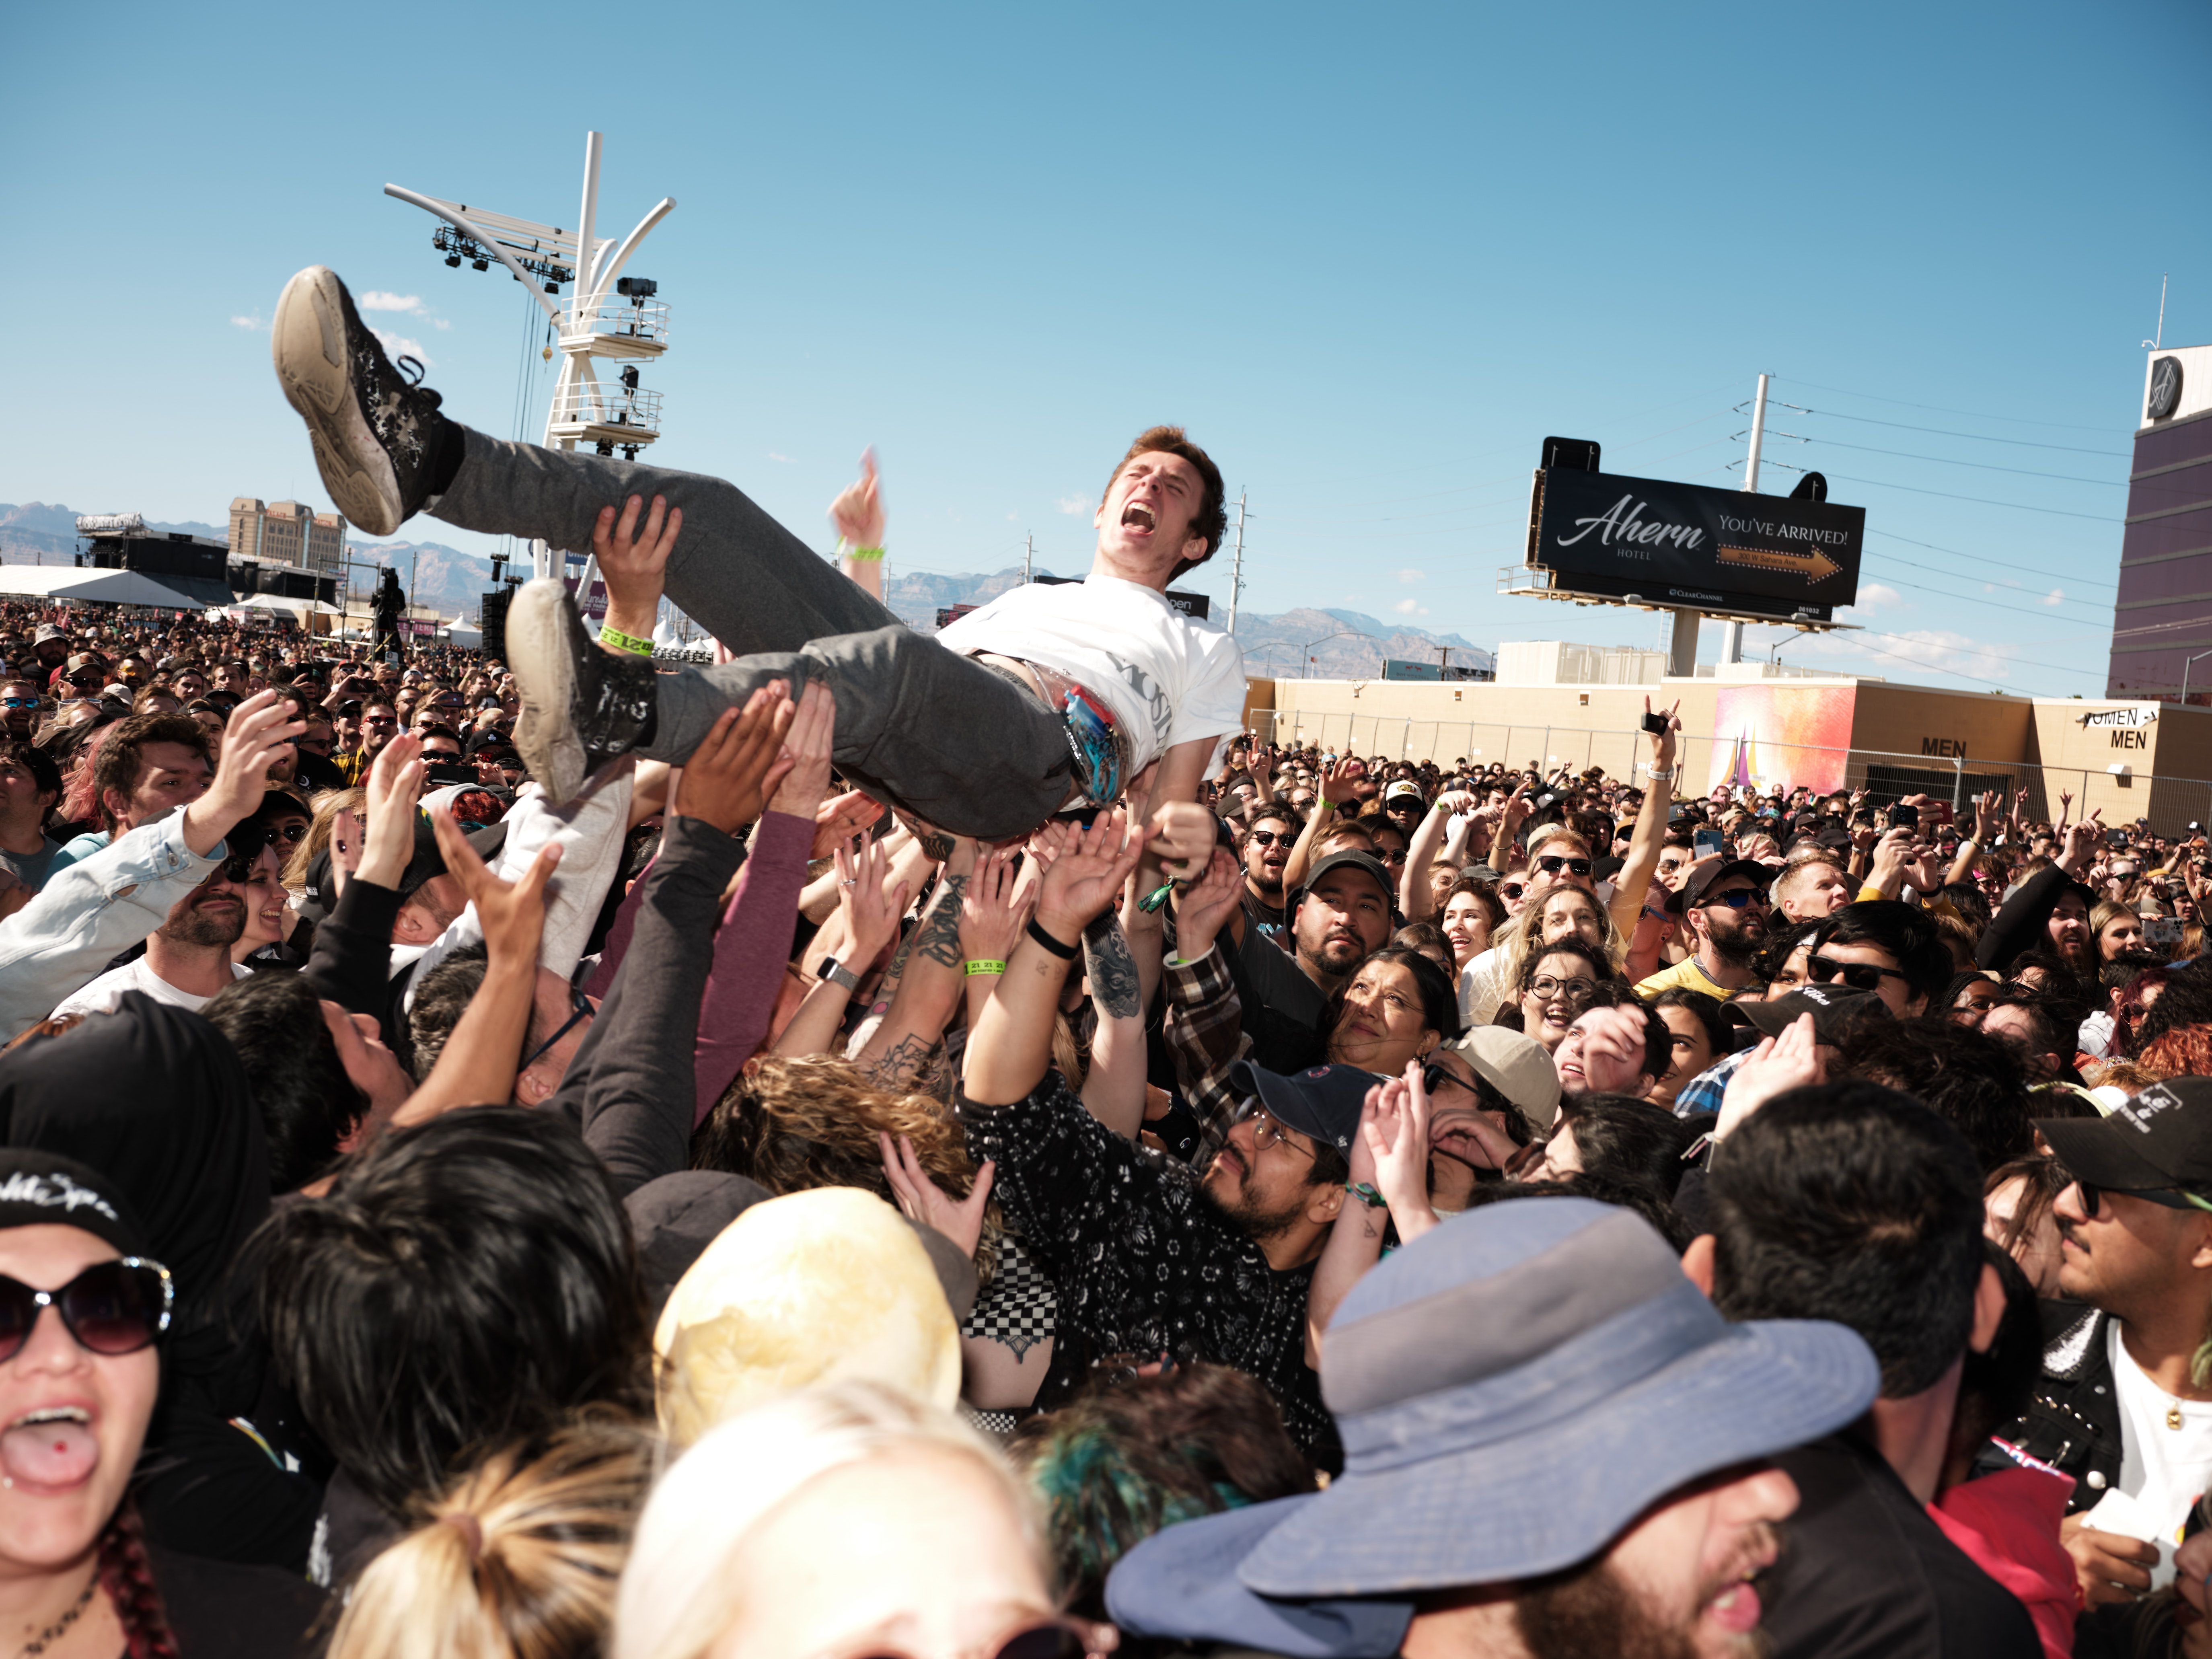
(0, 810, 227, 1040)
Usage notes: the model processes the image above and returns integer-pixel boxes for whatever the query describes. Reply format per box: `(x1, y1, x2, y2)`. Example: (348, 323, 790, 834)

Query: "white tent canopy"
(0, 566, 211, 609)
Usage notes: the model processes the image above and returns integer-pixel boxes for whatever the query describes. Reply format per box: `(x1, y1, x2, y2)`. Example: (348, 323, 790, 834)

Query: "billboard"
(1526, 467, 1865, 623)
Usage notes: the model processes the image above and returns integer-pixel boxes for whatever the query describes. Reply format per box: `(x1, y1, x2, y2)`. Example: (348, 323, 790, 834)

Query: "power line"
(1754, 462, 2122, 522)
(1842, 629, 2107, 689)
(1859, 559, 2106, 621)
(1767, 402, 2129, 458)
(1752, 430, 2124, 487)
(1778, 377, 2118, 435)
(1868, 528, 2115, 591)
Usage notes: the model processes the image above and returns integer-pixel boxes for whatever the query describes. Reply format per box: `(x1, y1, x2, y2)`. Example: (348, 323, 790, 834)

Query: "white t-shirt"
(2093, 1319, 2212, 1589)
(48, 956, 251, 1022)
(933, 575, 1246, 774)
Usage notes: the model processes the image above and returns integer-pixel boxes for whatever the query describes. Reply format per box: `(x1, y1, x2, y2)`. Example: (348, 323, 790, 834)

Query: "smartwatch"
(816, 957, 861, 995)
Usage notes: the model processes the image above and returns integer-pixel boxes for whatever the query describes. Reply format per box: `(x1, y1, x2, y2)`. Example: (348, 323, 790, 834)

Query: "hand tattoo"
(1083, 911, 1143, 1022)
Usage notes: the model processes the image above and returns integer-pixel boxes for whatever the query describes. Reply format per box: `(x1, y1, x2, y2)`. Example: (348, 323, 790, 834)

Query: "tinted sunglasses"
(1500, 881, 1527, 899)
(1536, 856, 1592, 877)
(1246, 830, 1289, 847)
(0, 1258, 173, 1362)
(2073, 1178, 2212, 1218)
(1805, 953, 1906, 993)
(1702, 889, 1769, 911)
(0, 698, 35, 710)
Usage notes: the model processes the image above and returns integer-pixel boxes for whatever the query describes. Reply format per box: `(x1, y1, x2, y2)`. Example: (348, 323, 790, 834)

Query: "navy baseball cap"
(1229, 1060, 1377, 1157)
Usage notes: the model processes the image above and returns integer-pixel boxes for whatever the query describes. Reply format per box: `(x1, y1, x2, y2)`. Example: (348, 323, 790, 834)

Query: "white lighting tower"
(385, 132, 675, 587)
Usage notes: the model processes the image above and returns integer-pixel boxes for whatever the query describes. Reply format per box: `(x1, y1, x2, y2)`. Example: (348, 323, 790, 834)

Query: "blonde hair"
(1492, 882, 1625, 991)
(327, 1412, 658, 1659)
(610, 1382, 1050, 1659)
(284, 784, 366, 891)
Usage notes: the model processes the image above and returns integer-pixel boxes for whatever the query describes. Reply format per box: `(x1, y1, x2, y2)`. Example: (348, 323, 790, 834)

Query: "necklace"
(15, 1572, 95, 1659)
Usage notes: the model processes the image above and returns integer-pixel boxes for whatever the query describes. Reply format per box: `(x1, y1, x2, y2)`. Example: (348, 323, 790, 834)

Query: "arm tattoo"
(917, 828, 955, 863)
(912, 875, 968, 969)
(867, 1031, 941, 1092)
(1082, 911, 1143, 1022)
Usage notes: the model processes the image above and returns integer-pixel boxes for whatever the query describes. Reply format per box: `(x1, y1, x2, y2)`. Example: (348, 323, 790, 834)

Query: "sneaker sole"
(271, 267, 405, 537)
(506, 578, 589, 804)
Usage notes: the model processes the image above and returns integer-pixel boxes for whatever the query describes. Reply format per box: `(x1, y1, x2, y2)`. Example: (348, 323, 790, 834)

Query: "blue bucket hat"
(1107, 1197, 1878, 1655)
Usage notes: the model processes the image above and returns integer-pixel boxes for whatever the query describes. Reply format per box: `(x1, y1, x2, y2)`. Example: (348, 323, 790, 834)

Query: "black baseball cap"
(1295, 850, 1394, 909)
(1681, 859, 1770, 910)
(1229, 1060, 1377, 1157)
(1725, 985, 1889, 1046)
(2038, 1079, 2212, 1201)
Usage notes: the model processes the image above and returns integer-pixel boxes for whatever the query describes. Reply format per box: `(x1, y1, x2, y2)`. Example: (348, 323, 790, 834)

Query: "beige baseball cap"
(1449, 1026, 1564, 1132)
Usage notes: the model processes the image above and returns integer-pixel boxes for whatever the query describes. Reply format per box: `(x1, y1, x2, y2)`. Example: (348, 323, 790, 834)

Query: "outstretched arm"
(830, 449, 886, 600)
(1606, 699, 1678, 940)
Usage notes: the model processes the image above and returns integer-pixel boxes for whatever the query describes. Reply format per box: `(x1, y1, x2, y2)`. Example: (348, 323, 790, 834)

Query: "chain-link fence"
(1247, 710, 2212, 839)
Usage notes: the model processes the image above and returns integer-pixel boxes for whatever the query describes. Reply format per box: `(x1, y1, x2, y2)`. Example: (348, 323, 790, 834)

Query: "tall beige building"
(230, 498, 345, 575)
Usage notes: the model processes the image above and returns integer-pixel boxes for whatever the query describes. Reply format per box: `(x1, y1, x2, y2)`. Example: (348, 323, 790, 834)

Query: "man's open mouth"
(1121, 502, 1155, 531)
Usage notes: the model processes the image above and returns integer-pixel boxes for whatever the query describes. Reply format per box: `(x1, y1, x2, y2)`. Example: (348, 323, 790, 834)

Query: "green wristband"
(964, 959, 1006, 977)
(1345, 1182, 1388, 1210)
(597, 624, 654, 657)
(846, 545, 886, 563)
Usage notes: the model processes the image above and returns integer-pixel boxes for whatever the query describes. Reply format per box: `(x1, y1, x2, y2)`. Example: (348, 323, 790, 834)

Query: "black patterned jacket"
(959, 1072, 1333, 1460)
(1979, 1301, 2122, 1508)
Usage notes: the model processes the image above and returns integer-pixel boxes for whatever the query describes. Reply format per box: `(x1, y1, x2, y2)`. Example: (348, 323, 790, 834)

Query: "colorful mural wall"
(1704, 684, 1858, 795)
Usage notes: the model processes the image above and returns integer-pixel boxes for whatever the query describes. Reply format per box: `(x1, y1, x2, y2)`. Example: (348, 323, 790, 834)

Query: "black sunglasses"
(1805, 953, 1906, 993)
(0, 1258, 173, 1362)
(1536, 856, 1593, 877)
(1246, 830, 1289, 847)
(2073, 1178, 2212, 1218)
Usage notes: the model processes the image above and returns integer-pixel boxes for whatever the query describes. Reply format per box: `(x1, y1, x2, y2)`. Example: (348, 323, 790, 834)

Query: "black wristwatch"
(816, 957, 861, 996)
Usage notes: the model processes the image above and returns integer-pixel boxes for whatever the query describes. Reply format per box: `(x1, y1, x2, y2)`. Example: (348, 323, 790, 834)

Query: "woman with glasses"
(612, 1381, 1108, 1659)
(0, 1148, 322, 1653)
(1513, 939, 1616, 1055)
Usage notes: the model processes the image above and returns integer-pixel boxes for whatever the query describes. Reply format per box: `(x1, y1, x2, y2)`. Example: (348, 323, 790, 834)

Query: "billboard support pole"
(1667, 607, 1700, 679)
(1721, 372, 1771, 666)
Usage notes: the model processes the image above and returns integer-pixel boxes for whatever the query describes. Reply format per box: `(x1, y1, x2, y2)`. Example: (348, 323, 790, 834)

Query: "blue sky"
(7, 0, 2207, 693)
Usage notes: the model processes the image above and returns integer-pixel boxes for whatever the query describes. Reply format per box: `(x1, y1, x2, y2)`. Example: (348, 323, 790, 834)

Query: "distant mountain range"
(0, 503, 1494, 674)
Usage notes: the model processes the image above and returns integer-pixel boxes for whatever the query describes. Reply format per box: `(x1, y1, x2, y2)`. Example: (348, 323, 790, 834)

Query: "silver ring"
(839, 878, 858, 887)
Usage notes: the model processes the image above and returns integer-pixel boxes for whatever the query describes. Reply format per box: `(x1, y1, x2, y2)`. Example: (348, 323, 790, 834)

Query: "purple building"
(2110, 344, 2212, 701)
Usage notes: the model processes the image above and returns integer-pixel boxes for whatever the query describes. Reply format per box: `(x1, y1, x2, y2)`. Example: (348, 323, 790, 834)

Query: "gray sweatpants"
(430, 427, 1072, 840)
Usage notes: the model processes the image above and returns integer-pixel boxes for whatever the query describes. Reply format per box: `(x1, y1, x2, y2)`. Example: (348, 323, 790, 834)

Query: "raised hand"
(829, 448, 886, 551)
(1367, 1067, 1439, 1244)
(430, 802, 561, 970)
(1643, 696, 1682, 774)
(959, 845, 1033, 967)
(1172, 847, 1245, 961)
(594, 492, 682, 642)
(880, 1132, 990, 1259)
(1036, 809, 1146, 939)
(807, 789, 884, 860)
(183, 690, 306, 857)
(836, 834, 911, 969)
(767, 680, 836, 826)
(360, 732, 424, 888)
(1320, 756, 1363, 806)
(1971, 788, 2002, 846)
(1717, 1013, 1823, 1143)
(673, 685, 798, 835)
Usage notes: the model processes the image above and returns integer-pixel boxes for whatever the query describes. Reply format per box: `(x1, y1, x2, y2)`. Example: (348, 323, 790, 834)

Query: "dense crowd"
(0, 262, 2206, 1659)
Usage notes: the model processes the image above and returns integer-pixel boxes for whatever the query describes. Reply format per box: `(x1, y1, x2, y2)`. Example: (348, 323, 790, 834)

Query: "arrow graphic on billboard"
(1716, 543, 1841, 584)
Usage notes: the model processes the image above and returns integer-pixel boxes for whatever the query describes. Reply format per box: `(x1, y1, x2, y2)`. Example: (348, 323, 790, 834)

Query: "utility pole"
(1225, 490, 1249, 635)
(1023, 532, 1033, 585)
(1721, 372, 1770, 667)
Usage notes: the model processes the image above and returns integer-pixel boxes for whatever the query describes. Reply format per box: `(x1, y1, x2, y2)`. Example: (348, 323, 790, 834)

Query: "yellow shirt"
(1633, 956, 1734, 1001)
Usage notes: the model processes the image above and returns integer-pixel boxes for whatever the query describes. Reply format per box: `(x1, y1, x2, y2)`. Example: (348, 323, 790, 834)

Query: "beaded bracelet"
(964, 959, 1006, 977)
(598, 624, 654, 657)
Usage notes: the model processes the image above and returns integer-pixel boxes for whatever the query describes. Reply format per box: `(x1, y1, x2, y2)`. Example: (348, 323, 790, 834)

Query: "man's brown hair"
(1102, 426, 1228, 581)
(91, 713, 209, 834)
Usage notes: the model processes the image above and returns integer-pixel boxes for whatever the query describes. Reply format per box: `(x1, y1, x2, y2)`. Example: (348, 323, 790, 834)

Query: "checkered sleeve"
(1671, 1049, 1747, 1118)
(1162, 941, 1252, 1160)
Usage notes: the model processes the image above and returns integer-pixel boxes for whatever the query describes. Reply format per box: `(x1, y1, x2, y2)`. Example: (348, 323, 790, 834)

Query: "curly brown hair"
(693, 1055, 1001, 1276)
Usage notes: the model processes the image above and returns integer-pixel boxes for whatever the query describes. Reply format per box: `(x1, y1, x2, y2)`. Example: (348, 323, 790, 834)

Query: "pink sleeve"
(691, 810, 814, 1125)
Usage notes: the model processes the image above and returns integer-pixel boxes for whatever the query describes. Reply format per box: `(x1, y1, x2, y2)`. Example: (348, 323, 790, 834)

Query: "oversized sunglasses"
(0, 1258, 173, 1362)
(1536, 856, 1593, 877)
(1246, 830, 1289, 847)
(0, 698, 35, 710)
(1805, 953, 1906, 993)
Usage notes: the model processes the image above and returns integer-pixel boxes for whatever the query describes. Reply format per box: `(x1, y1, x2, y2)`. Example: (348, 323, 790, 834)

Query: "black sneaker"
(506, 578, 659, 804)
(271, 267, 449, 537)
